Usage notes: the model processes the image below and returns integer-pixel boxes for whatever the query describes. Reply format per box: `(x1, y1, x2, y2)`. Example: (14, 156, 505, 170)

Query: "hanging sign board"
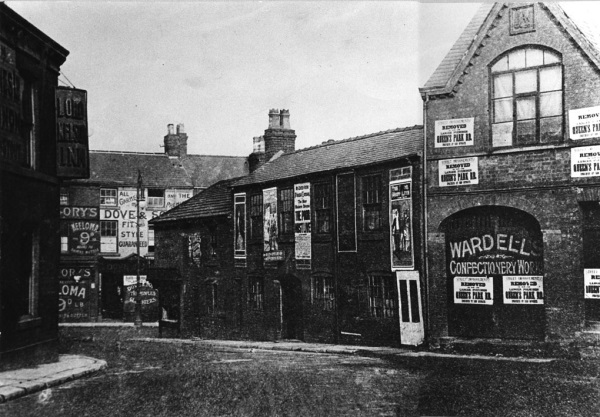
(503, 276, 544, 304)
(569, 106, 600, 140)
(571, 145, 600, 178)
(584, 269, 600, 299)
(56, 87, 89, 179)
(453, 276, 493, 305)
(439, 157, 479, 187)
(434, 118, 474, 148)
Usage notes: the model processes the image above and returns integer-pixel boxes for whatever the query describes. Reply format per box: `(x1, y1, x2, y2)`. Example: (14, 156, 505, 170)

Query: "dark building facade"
(152, 110, 426, 347)
(421, 3, 600, 346)
(0, 4, 87, 363)
(60, 124, 248, 322)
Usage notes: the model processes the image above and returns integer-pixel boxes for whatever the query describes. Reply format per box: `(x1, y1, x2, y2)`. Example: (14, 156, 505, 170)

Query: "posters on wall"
(453, 276, 493, 305)
(234, 193, 246, 258)
(438, 157, 479, 187)
(434, 118, 474, 148)
(58, 267, 93, 321)
(584, 269, 600, 299)
(68, 221, 100, 255)
(571, 145, 600, 178)
(390, 167, 413, 269)
(503, 276, 544, 304)
(294, 183, 311, 265)
(263, 187, 283, 262)
(569, 106, 600, 140)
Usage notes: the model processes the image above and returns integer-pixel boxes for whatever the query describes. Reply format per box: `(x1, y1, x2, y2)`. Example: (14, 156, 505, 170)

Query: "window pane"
(494, 98, 513, 123)
(540, 91, 562, 117)
(526, 48, 544, 67)
(515, 70, 537, 94)
(540, 116, 562, 143)
(517, 119, 536, 145)
(508, 49, 526, 70)
(491, 55, 508, 73)
(544, 50, 560, 65)
(516, 96, 536, 120)
(493, 122, 513, 147)
(493, 73, 512, 98)
(540, 66, 561, 92)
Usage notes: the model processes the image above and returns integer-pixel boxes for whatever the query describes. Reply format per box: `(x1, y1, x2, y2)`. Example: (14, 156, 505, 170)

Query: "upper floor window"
(278, 188, 294, 236)
(362, 174, 382, 232)
(250, 194, 263, 240)
(313, 183, 332, 234)
(60, 188, 69, 206)
(100, 188, 117, 207)
(147, 189, 165, 208)
(491, 47, 562, 147)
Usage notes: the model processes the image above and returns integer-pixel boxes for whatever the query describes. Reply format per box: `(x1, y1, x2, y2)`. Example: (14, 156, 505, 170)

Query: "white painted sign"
(123, 275, 147, 286)
(439, 157, 479, 187)
(503, 276, 544, 304)
(294, 183, 311, 261)
(571, 145, 600, 178)
(435, 118, 474, 148)
(585, 269, 600, 299)
(453, 276, 493, 305)
(569, 106, 600, 140)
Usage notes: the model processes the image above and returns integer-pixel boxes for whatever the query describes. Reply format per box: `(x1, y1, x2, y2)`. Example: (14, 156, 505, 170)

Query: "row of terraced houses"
(55, 3, 600, 353)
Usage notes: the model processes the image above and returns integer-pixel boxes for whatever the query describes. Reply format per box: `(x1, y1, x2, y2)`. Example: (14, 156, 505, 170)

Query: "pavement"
(0, 354, 106, 403)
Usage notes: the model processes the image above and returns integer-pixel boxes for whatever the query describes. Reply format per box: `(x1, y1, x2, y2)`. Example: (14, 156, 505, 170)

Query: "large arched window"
(491, 46, 562, 147)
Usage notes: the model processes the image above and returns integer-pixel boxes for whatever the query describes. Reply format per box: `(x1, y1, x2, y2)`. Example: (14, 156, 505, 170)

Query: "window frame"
(368, 274, 397, 319)
(248, 276, 264, 311)
(147, 188, 165, 208)
(490, 46, 563, 147)
(278, 187, 294, 236)
(313, 182, 332, 235)
(100, 220, 118, 253)
(100, 188, 117, 207)
(249, 193, 263, 241)
(312, 274, 335, 311)
(361, 174, 383, 233)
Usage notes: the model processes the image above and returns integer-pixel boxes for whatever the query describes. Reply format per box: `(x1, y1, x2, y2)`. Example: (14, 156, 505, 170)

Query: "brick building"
(152, 110, 425, 347)
(60, 124, 248, 322)
(421, 3, 600, 346)
(0, 4, 89, 364)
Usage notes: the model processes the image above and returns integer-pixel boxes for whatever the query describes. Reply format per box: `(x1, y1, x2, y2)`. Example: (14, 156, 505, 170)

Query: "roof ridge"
(90, 150, 248, 159)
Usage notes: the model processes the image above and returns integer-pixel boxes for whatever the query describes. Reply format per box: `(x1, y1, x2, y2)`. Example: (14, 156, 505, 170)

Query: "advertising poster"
(263, 187, 283, 262)
(571, 145, 600, 178)
(100, 188, 148, 256)
(584, 269, 600, 299)
(439, 157, 479, 187)
(123, 277, 158, 320)
(569, 106, 600, 140)
(453, 276, 493, 305)
(234, 193, 246, 257)
(390, 176, 413, 269)
(434, 117, 474, 148)
(188, 232, 202, 266)
(503, 276, 544, 304)
(68, 221, 100, 255)
(294, 183, 311, 262)
(58, 267, 93, 321)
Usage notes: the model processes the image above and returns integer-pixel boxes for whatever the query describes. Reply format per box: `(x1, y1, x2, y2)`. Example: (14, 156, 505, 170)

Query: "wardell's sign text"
(56, 87, 89, 179)
(434, 118, 474, 148)
(439, 157, 478, 187)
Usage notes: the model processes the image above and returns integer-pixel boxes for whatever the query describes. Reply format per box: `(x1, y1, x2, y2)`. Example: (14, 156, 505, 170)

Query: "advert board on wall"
(434, 118, 474, 148)
(389, 167, 413, 270)
(584, 269, 600, 299)
(571, 145, 600, 178)
(438, 157, 479, 187)
(294, 183, 311, 264)
(569, 106, 600, 140)
(453, 276, 493, 305)
(503, 276, 544, 304)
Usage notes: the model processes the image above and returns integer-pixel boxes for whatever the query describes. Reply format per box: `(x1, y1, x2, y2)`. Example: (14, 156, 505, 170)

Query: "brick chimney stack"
(164, 123, 188, 158)
(249, 109, 296, 172)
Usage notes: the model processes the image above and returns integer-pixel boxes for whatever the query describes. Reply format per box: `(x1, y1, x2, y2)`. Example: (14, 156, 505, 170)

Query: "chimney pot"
(268, 109, 280, 128)
(280, 109, 291, 129)
(167, 124, 174, 135)
(177, 123, 185, 134)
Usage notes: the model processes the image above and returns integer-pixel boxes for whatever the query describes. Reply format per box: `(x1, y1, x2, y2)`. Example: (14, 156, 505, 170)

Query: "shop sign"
(434, 118, 474, 148)
(263, 187, 283, 262)
(584, 269, 600, 299)
(453, 276, 493, 305)
(439, 157, 478, 187)
(59, 279, 90, 320)
(503, 276, 544, 304)
(569, 105, 600, 140)
(60, 206, 98, 219)
(68, 221, 100, 255)
(56, 87, 89, 179)
(571, 145, 600, 178)
(390, 167, 413, 270)
(294, 183, 311, 261)
(123, 275, 148, 286)
(124, 281, 158, 313)
(101, 189, 148, 256)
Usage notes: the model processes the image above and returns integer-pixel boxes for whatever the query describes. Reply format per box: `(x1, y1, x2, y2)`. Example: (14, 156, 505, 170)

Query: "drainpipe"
(422, 93, 430, 343)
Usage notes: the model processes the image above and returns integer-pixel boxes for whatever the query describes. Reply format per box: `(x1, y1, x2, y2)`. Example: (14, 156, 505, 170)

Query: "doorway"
(279, 275, 303, 340)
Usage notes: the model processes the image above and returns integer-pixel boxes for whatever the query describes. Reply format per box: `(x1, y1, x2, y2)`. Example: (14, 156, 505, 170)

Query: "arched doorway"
(440, 206, 545, 340)
(278, 275, 304, 340)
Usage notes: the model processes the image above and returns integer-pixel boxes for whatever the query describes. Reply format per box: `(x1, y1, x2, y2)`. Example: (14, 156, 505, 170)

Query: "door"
(397, 270, 424, 346)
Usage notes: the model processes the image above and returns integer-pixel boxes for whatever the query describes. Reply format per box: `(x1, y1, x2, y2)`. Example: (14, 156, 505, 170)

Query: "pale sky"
(6, 2, 600, 156)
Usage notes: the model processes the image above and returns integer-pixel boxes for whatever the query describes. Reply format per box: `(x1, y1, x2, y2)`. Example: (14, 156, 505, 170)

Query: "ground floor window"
(248, 276, 264, 311)
(368, 274, 396, 318)
(313, 275, 335, 311)
(18, 228, 40, 320)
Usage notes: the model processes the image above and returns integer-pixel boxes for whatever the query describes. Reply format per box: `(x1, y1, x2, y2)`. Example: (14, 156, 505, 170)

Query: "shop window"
(313, 183, 332, 234)
(491, 47, 562, 147)
(18, 228, 40, 320)
(313, 275, 335, 311)
(368, 274, 396, 318)
(147, 189, 165, 208)
(248, 276, 264, 311)
(362, 174, 382, 232)
(100, 188, 117, 207)
(60, 222, 69, 253)
(60, 188, 69, 206)
(278, 188, 294, 236)
(100, 220, 118, 253)
(147, 225, 155, 254)
(250, 194, 263, 240)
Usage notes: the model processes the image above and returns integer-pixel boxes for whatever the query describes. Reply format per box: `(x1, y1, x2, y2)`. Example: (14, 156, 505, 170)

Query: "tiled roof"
(420, 3, 600, 97)
(233, 125, 423, 187)
(150, 178, 239, 224)
(71, 151, 248, 189)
